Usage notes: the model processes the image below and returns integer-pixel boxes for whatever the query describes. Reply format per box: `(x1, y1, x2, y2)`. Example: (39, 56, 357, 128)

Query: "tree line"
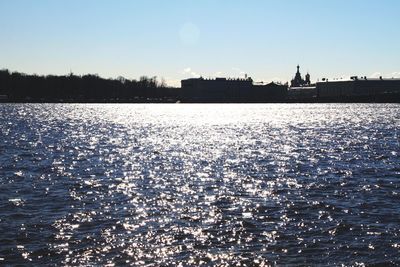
(0, 69, 179, 102)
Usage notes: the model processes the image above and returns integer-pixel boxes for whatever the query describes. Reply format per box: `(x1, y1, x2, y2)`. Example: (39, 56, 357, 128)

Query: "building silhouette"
(180, 77, 287, 102)
(317, 77, 400, 99)
(291, 65, 311, 87)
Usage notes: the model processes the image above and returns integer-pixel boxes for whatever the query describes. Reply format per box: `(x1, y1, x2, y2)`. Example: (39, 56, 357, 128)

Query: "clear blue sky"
(0, 0, 399, 86)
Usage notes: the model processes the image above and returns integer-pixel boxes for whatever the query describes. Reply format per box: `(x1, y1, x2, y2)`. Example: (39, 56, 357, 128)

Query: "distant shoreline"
(1, 97, 400, 104)
(1, 69, 400, 104)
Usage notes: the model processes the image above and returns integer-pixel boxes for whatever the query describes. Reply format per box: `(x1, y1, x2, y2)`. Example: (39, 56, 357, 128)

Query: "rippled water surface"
(1, 104, 400, 266)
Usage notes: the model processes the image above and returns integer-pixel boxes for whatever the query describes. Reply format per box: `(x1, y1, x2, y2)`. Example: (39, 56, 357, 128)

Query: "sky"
(0, 0, 399, 86)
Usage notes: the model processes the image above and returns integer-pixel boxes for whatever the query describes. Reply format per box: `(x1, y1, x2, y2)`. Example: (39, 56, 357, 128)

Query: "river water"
(0, 104, 399, 266)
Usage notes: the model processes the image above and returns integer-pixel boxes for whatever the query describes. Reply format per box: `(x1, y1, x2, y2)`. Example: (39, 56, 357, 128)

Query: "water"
(0, 104, 399, 266)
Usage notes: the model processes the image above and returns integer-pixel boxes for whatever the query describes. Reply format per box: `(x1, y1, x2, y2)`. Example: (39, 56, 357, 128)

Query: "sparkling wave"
(0, 104, 399, 265)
